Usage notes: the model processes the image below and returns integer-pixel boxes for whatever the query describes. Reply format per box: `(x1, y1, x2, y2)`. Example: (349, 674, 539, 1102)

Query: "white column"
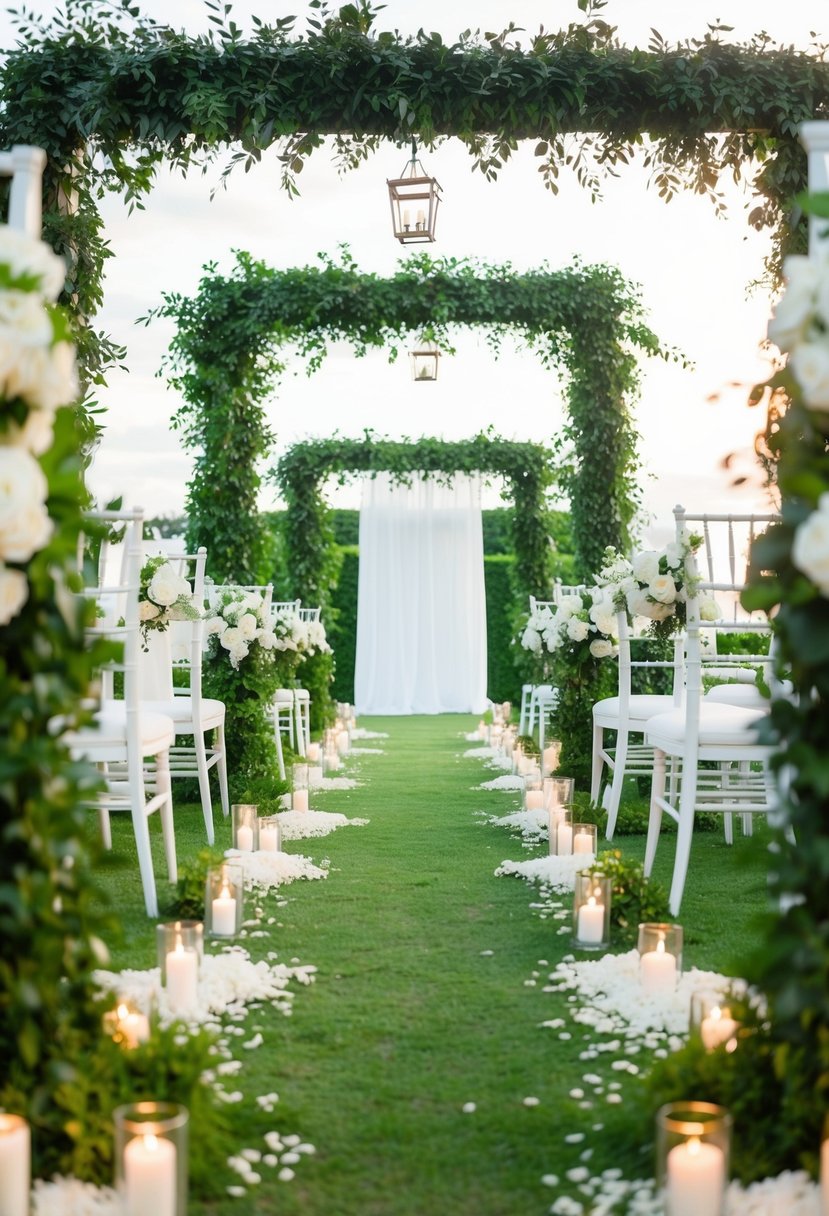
(0, 145, 47, 236)
(800, 121, 829, 258)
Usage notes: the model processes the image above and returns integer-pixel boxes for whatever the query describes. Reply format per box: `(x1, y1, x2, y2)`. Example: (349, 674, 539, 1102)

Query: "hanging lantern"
(387, 140, 442, 244)
(410, 342, 441, 382)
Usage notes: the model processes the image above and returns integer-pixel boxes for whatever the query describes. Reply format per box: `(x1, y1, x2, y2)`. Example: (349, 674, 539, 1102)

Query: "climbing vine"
(156, 249, 668, 581)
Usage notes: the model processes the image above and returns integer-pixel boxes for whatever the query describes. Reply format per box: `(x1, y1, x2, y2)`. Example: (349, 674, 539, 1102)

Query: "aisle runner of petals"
(459, 727, 818, 1215)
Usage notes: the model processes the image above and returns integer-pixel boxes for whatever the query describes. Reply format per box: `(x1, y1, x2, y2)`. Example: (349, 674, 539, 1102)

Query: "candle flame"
(655, 939, 666, 956)
(687, 1136, 701, 1157)
(174, 938, 184, 954)
(220, 884, 231, 900)
(144, 1133, 160, 1153)
(117, 1003, 130, 1019)
(587, 896, 596, 908)
(710, 1005, 722, 1022)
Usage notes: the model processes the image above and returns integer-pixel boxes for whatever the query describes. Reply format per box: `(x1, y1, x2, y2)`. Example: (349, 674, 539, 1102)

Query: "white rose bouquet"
(0, 226, 78, 628)
(204, 588, 283, 671)
(275, 610, 331, 657)
(137, 555, 201, 647)
(520, 587, 619, 666)
(767, 254, 829, 411)
(597, 536, 720, 639)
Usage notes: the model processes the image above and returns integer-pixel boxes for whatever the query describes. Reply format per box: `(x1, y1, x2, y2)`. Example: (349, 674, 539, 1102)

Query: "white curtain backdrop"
(354, 472, 488, 715)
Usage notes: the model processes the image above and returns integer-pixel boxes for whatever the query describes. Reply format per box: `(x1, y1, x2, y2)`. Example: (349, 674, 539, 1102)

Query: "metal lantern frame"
(409, 342, 441, 382)
(387, 140, 442, 244)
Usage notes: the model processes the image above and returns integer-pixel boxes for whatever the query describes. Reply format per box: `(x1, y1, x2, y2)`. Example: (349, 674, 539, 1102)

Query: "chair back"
(615, 609, 684, 710)
(676, 505, 778, 737)
(297, 605, 321, 622)
(144, 546, 208, 704)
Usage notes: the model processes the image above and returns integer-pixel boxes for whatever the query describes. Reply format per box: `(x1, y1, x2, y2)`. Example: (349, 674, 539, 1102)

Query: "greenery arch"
(157, 249, 669, 583)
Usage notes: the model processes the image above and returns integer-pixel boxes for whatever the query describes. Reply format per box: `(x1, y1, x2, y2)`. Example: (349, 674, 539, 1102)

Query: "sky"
(3, 0, 825, 546)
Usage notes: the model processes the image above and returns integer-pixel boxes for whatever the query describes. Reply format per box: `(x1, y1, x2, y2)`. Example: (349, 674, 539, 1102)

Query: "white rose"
(556, 595, 582, 619)
(589, 638, 614, 659)
(699, 596, 722, 622)
(0, 290, 53, 345)
(793, 497, 829, 596)
(566, 617, 590, 642)
(6, 407, 54, 455)
(632, 550, 660, 584)
(138, 599, 162, 622)
(229, 642, 250, 667)
(521, 625, 542, 654)
(767, 256, 823, 352)
(257, 629, 277, 650)
(592, 613, 617, 638)
(627, 587, 653, 618)
(0, 447, 52, 562)
(663, 542, 685, 570)
(0, 564, 28, 625)
(220, 626, 244, 651)
(649, 573, 677, 604)
(32, 341, 79, 411)
(237, 611, 258, 640)
(0, 228, 67, 299)
(205, 615, 226, 636)
(791, 341, 829, 411)
(148, 563, 190, 607)
(649, 600, 676, 621)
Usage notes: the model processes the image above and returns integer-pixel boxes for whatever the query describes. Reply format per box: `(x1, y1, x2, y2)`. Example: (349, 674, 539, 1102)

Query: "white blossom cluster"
(205, 589, 289, 669)
(547, 1168, 822, 1215)
(596, 541, 720, 628)
(276, 808, 369, 840)
(495, 853, 592, 890)
(225, 845, 330, 891)
(0, 227, 78, 627)
(521, 588, 619, 661)
(272, 606, 332, 657)
(137, 555, 200, 642)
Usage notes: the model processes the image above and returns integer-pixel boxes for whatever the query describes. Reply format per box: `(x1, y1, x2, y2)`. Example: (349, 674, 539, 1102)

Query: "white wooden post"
(800, 121, 829, 258)
(0, 144, 47, 236)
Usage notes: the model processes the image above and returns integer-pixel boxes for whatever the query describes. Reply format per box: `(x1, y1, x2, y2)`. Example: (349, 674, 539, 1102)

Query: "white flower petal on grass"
(462, 1101, 477, 1113)
(522, 1095, 540, 1107)
(278, 1168, 296, 1182)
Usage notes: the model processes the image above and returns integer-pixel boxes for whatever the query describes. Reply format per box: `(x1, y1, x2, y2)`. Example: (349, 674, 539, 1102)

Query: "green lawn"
(93, 715, 773, 1214)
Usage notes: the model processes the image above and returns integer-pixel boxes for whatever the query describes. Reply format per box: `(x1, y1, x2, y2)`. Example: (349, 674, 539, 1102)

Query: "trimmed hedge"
(330, 545, 360, 703)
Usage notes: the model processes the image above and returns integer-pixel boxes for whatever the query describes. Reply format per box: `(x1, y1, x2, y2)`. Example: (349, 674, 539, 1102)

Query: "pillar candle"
(543, 745, 560, 774)
(336, 730, 349, 754)
(236, 824, 253, 852)
(259, 825, 280, 852)
(700, 1006, 739, 1050)
(116, 1003, 150, 1049)
(640, 939, 677, 994)
(325, 749, 340, 772)
(0, 1114, 30, 1216)
(402, 208, 410, 227)
(211, 885, 237, 937)
(165, 942, 198, 1013)
(573, 830, 594, 855)
(557, 824, 573, 856)
(124, 1132, 177, 1216)
(665, 1137, 725, 1216)
(821, 1136, 829, 1216)
(576, 896, 604, 946)
(525, 790, 544, 811)
(416, 208, 426, 225)
(293, 789, 309, 813)
(306, 742, 321, 763)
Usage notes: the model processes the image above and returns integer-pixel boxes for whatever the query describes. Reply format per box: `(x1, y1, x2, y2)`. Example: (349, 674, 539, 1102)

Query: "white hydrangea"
(793, 493, 829, 597)
(0, 226, 67, 299)
(0, 446, 52, 562)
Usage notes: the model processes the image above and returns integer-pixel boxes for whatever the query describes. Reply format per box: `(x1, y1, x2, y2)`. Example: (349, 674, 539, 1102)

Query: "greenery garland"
(156, 249, 668, 584)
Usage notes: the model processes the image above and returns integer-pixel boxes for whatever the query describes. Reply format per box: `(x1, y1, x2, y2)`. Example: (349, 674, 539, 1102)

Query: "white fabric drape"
(354, 472, 488, 715)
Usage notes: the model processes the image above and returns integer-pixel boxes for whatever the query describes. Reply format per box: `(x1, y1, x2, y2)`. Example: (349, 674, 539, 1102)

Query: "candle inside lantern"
(115, 1002, 150, 1049)
(416, 208, 425, 228)
(402, 208, 411, 228)
(259, 824, 280, 852)
(557, 823, 573, 855)
(124, 1131, 177, 1216)
(236, 824, 253, 852)
(576, 895, 604, 945)
(293, 788, 309, 813)
(211, 883, 237, 937)
(0, 1113, 30, 1216)
(641, 937, 677, 995)
(665, 1135, 725, 1216)
(573, 829, 594, 855)
(165, 940, 198, 1013)
(700, 1005, 739, 1051)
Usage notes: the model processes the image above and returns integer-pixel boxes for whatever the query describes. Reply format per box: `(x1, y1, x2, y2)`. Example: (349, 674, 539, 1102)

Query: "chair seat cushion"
(646, 702, 768, 748)
(705, 684, 766, 710)
(593, 694, 675, 724)
(66, 706, 175, 757)
(141, 697, 225, 729)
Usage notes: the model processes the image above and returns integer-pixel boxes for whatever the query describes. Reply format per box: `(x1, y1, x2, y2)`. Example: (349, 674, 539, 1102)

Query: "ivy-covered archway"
(157, 250, 670, 583)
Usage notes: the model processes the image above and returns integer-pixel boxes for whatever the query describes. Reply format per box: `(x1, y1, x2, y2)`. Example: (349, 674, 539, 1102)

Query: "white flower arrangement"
(597, 535, 720, 635)
(0, 226, 77, 627)
(520, 587, 619, 663)
(138, 554, 200, 645)
(792, 492, 829, 597)
(206, 588, 300, 670)
(768, 254, 829, 411)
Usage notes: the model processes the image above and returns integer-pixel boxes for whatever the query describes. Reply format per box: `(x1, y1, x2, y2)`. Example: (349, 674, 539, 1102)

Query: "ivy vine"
(155, 248, 669, 581)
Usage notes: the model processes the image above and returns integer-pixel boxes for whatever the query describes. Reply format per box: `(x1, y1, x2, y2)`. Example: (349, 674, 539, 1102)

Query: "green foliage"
(547, 654, 617, 789)
(330, 545, 359, 702)
(163, 847, 226, 919)
(594, 848, 671, 944)
(484, 555, 522, 703)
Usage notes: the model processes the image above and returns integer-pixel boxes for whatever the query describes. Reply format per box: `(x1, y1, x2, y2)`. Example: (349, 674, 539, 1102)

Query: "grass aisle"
(98, 713, 772, 1215)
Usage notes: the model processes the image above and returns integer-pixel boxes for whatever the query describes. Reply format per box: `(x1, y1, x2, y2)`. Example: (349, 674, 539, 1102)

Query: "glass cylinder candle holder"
(104, 996, 152, 1050)
(305, 742, 321, 764)
(336, 728, 350, 755)
(523, 774, 544, 812)
(204, 863, 244, 938)
(258, 814, 282, 853)
(548, 807, 573, 856)
(115, 1101, 189, 1216)
(156, 922, 201, 1015)
(0, 1113, 30, 1216)
(542, 738, 562, 776)
(293, 763, 309, 789)
(690, 989, 740, 1052)
(572, 822, 598, 856)
(500, 701, 511, 722)
(573, 870, 612, 951)
(656, 1101, 731, 1216)
(544, 776, 575, 813)
(638, 922, 684, 995)
(231, 802, 259, 852)
(324, 746, 341, 773)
